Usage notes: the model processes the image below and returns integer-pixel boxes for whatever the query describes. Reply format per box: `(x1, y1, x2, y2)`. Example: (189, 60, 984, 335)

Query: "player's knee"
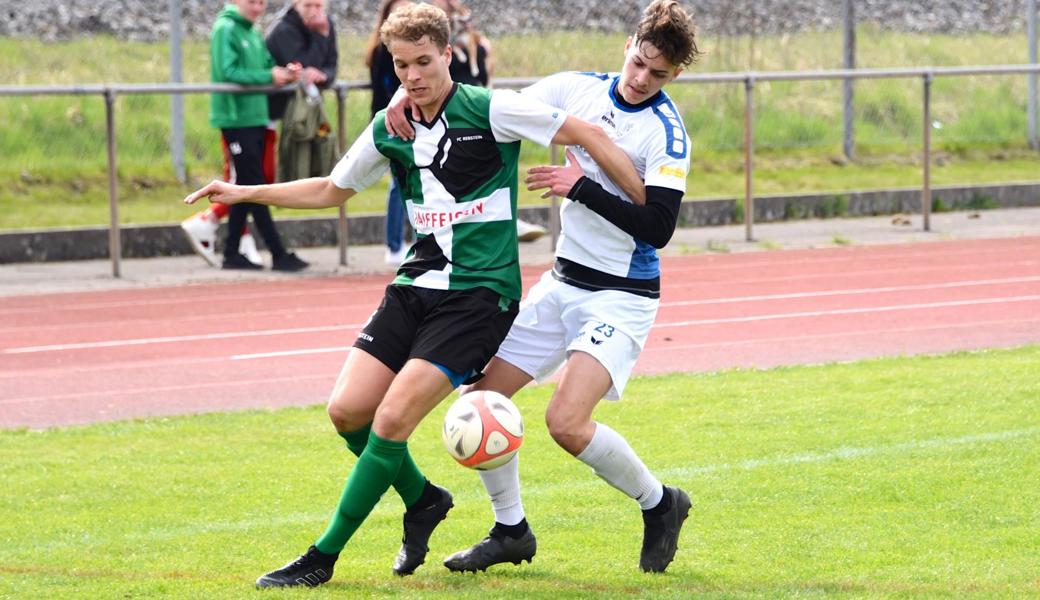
(372, 403, 412, 440)
(545, 409, 589, 456)
(327, 400, 367, 432)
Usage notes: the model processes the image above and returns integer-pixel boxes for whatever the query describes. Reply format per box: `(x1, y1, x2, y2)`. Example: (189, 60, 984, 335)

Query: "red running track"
(2, 237, 1039, 429)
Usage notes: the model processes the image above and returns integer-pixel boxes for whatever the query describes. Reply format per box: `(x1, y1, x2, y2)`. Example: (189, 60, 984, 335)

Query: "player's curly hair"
(635, 0, 701, 68)
(380, 3, 451, 50)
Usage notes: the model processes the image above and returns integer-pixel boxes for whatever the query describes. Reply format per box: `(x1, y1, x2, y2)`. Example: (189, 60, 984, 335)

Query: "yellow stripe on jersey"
(657, 165, 686, 179)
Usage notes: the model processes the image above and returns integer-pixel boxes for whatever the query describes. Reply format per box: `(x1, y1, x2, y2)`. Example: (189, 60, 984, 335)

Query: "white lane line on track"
(6, 293, 1040, 355)
(11, 426, 1035, 554)
(230, 346, 351, 360)
(5, 315, 1030, 381)
(659, 275, 1040, 307)
(642, 316, 1040, 354)
(2, 323, 363, 354)
(0, 285, 388, 318)
(654, 294, 1040, 328)
(0, 305, 361, 337)
(6, 273, 1035, 338)
(3, 243, 1035, 317)
(658, 250, 1040, 278)
(663, 261, 1040, 295)
(233, 316, 1040, 361)
(0, 373, 334, 406)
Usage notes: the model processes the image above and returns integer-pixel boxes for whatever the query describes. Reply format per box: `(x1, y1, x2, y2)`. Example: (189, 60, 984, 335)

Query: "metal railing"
(0, 80, 367, 276)
(3, 62, 1040, 277)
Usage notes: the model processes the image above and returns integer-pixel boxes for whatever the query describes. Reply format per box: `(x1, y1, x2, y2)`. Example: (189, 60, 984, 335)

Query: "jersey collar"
(412, 83, 459, 129)
(608, 76, 662, 113)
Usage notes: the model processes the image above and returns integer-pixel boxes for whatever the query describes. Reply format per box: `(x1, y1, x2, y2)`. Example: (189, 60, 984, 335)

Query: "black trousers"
(221, 127, 287, 260)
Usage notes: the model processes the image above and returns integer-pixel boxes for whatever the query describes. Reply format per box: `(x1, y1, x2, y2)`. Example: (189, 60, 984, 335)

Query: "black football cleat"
(392, 484, 454, 576)
(639, 486, 692, 573)
(443, 528, 537, 573)
(255, 545, 338, 588)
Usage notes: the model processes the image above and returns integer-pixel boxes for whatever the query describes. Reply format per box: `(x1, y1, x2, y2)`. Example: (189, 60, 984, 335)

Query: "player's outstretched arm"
(550, 117, 646, 205)
(183, 177, 355, 209)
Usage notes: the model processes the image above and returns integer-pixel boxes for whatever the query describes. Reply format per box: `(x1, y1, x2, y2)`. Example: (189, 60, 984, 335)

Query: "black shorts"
(354, 284, 519, 380)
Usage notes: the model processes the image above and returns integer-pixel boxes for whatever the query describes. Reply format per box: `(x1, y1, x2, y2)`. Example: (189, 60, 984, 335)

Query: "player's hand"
(525, 149, 585, 198)
(385, 94, 416, 140)
(183, 180, 249, 206)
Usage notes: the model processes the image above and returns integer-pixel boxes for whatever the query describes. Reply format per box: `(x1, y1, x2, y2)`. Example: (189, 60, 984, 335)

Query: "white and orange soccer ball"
(442, 390, 524, 470)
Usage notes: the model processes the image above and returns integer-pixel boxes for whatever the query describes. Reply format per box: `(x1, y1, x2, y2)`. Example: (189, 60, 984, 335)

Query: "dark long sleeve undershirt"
(566, 177, 682, 249)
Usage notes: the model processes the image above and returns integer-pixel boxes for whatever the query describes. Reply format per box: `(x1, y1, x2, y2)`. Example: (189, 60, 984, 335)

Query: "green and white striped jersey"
(331, 83, 565, 300)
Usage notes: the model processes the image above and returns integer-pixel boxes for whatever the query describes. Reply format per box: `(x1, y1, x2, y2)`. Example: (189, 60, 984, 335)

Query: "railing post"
(335, 85, 349, 267)
(1029, 0, 1038, 150)
(843, 0, 856, 161)
(744, 75, 756, 242)
(169, 0, 186, 183)
(922, 72, 933, 232)
(549, 144, 561, 250)
(104, 89, 121, 277)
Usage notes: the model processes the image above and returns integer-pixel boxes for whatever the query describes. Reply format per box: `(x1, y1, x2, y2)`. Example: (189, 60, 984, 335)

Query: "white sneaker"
(180, 211, 220, 267)
(239, 232, 264, 266)
(384, 246, 408, 265)
(516, 218, 547, 242)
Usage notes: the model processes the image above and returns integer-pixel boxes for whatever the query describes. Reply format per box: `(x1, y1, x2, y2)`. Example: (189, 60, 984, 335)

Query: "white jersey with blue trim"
(523, 71, 690, 280)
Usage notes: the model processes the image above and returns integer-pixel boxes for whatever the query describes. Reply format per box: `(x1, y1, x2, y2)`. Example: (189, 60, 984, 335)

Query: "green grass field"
(2, 346, 1038, 599)
(3, 28, 1040, 230)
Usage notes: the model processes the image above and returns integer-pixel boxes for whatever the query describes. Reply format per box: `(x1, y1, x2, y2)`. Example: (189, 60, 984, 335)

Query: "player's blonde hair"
(635, 0, 701, 68)
(380, 3, 450, 50)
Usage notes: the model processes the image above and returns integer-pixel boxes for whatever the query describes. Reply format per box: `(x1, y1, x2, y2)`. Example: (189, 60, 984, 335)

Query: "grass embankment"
(1, 346, 1038, 598)
(2, 28, 1040, 229)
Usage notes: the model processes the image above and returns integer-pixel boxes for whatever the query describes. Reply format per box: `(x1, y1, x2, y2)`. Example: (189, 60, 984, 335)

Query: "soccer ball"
(442, 390, 524, 470)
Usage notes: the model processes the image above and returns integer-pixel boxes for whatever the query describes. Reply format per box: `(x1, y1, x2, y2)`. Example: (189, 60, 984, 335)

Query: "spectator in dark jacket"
(266, 0, 339, 121)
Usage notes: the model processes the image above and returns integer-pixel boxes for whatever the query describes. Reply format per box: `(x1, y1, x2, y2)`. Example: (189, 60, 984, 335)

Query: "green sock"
(315, 431, 408, 554)
(339, 424, 426, 507)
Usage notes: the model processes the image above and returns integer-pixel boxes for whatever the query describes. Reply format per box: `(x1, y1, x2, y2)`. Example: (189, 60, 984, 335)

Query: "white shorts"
(494, 270, 659, 400)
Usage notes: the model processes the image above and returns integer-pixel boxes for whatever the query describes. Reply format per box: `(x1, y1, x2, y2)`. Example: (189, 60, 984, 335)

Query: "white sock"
(478, 453, 525, 525)
(576, 422, 664, 510)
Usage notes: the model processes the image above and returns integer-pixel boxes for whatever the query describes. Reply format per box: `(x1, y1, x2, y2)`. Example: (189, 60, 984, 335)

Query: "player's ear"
(624, 36, 633, 54)
(670, 67, 683, 83)
(443, 43, 453, 66)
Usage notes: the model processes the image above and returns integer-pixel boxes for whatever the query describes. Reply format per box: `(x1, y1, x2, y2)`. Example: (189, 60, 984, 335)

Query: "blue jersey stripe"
(652, 96, 688, 160)
(627, 240, 660, 279)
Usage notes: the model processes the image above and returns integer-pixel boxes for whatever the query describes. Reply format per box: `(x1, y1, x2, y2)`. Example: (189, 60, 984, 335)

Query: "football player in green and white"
(387, 0, 701, 575)
(183, 2, 643, 589)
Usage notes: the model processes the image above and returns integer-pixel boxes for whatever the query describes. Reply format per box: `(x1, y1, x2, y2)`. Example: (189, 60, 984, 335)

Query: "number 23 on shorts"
(581, 321, 615, 346)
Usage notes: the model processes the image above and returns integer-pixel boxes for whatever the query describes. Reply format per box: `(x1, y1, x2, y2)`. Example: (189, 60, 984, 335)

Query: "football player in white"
(389, 0, 702, 574)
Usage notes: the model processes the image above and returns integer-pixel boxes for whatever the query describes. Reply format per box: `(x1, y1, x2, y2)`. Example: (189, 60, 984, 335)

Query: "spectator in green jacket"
(204, 0, 310, 272)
